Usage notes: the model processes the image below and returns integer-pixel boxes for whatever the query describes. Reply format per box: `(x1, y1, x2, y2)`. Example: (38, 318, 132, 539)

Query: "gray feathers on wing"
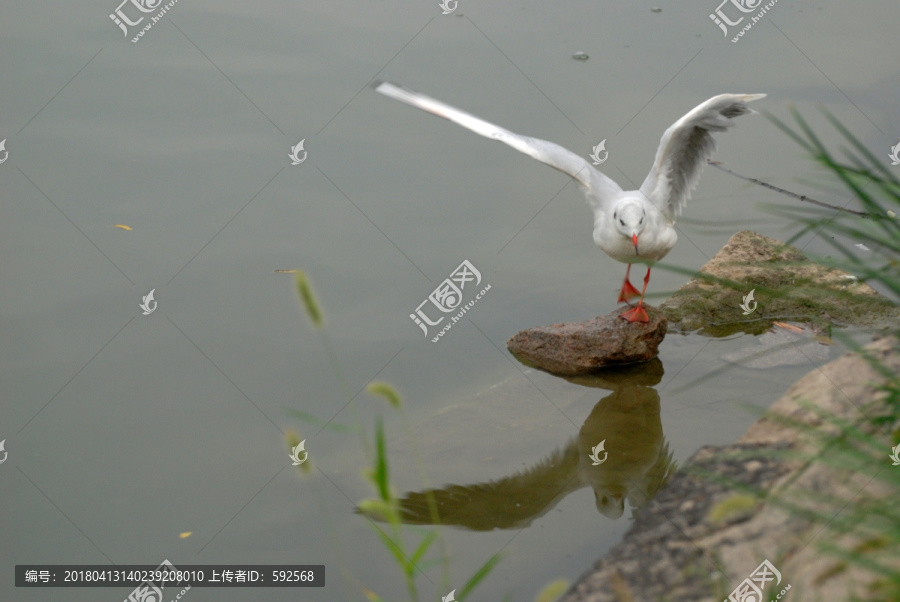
(639, 93, 765, 221)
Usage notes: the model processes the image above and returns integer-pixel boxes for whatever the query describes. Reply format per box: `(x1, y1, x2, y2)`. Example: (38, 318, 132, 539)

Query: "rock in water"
(507, 306, 667, 375)
(659, 229, 900, 335)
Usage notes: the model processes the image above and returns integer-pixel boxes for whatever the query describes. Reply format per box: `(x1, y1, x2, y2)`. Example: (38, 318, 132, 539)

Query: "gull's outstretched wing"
(375, 81, 623, 209)
(639, 93, 765, 220)
(367, 440, 583, 531)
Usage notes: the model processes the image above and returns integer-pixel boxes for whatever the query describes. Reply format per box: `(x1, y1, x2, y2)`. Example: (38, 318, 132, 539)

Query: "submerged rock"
(659, 230, 900, 336)
(506, 306, 666, 376)
(722, 322, 831, 368)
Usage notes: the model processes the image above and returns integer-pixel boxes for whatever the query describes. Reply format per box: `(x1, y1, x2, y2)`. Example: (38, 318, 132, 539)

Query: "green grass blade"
(458, 553, 503, 599)
(368, 523, 411, 571)
(373, 416, 390, 502)
(409, 530, 437, 566)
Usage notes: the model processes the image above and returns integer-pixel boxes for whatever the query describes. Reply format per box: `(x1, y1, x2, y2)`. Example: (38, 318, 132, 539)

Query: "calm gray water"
(2, 1, 898, 600)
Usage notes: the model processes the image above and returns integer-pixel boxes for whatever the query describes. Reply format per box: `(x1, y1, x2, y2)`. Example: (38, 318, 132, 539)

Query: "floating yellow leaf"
(535, 579, 570, 602)
(773, 321, 803, 333)
(362, 587, 384, 602)
(113, 224, 132, 231)
(179, 532, 192, 539)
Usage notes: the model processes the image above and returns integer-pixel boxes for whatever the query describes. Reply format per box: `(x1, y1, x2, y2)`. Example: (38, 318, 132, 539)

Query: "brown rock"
(506, 306, 667, 375)
(659, 229, 900, 335)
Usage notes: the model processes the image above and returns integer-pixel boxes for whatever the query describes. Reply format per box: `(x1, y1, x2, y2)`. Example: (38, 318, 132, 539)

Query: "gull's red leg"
(617, 263, 641, 303)
(620, 266, 651, 323)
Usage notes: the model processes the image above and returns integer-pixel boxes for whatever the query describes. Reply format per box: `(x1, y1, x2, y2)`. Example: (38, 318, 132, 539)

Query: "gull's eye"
(619, 219, 625, 226)
(639, 217, 643, 224)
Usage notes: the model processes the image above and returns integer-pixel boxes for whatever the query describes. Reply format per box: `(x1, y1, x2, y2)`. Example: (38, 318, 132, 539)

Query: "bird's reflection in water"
(357, 359, 677, 529)
(578, 383, 671, 519)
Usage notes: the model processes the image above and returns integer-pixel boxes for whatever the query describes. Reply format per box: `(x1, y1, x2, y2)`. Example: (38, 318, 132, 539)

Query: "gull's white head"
(594, 488, 626, 519)
(612, 200, 646, 254)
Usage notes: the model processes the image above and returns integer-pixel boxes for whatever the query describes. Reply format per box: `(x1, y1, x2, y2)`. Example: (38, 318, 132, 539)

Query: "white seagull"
(374, 82, 764, 322)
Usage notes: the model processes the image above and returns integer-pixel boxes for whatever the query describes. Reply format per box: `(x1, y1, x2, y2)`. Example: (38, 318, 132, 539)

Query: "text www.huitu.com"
(431, 284, 491, 342)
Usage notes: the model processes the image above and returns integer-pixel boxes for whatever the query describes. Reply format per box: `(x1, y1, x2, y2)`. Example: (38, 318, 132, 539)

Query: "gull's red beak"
(632, 233, 639, 255)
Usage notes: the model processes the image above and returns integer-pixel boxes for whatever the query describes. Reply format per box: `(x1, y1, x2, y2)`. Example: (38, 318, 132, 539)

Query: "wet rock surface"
(659, 230, 900, 335)
(506, 306, 667, 376)
(721, 322, 830, 368)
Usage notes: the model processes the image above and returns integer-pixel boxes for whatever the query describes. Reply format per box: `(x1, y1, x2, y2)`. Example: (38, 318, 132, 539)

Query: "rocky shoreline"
(533, 230, 900, 601)
(558, 335, 899, 600)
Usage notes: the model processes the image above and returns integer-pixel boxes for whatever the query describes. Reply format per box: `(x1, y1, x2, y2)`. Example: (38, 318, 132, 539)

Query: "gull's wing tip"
(712, 92, 766, 101)
(373, 80, 404, 94)
(710, 92, 766, 103)
(735, 93, 766, 102)
(742, 93, 766, 114)
(373, 81, 420, 103)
